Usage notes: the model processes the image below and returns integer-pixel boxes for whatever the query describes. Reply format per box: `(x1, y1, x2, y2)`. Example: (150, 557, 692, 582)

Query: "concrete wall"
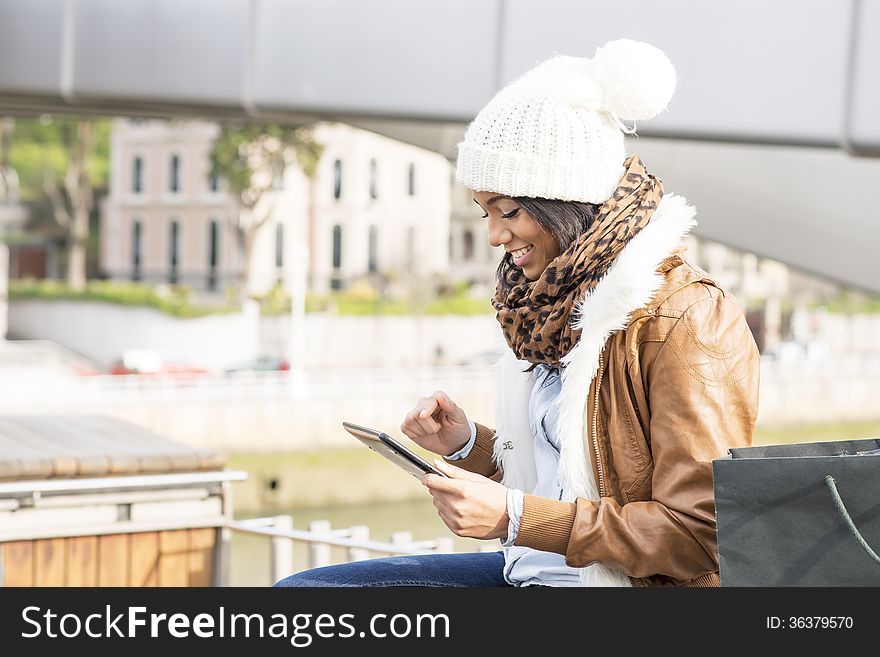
(261, 312, 503, 369)
(115, 378, 495, 456)
(8, 299, 503, 370)
(757, 357, 880, 427)
(8, 299, 260, 370)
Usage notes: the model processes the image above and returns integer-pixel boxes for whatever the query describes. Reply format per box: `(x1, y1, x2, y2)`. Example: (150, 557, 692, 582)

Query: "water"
(229, 498, 488, 586)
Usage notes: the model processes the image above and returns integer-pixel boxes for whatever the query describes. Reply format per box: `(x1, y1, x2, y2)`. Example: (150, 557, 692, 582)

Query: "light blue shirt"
(449, 364, 581, 586)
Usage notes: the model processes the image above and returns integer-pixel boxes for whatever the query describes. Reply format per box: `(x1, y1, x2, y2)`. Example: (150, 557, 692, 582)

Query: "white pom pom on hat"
(592, 38, 677, 121)
(455, 38, 677, 204)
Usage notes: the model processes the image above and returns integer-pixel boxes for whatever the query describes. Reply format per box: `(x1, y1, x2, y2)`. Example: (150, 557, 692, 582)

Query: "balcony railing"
(228, 515, 491, 585)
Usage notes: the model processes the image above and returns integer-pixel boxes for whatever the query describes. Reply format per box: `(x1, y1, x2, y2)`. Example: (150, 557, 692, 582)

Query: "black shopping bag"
(713, 437, 880, 586)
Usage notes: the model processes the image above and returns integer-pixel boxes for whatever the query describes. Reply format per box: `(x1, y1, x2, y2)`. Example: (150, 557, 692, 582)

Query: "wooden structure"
(0, 415, 244, 586)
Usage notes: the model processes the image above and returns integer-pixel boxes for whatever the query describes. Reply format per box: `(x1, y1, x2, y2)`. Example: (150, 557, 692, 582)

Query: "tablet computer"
(342, 421, 447, 479)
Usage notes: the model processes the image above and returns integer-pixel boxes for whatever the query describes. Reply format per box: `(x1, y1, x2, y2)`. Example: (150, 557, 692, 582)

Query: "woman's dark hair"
(495, 197, 601, 294)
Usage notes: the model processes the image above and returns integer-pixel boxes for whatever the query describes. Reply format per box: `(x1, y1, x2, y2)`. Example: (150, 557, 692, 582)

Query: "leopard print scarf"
(492, 154, 663, 366)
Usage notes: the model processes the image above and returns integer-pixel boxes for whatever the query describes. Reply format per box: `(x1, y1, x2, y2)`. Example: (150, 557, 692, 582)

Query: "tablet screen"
(342, 421, 447, 478)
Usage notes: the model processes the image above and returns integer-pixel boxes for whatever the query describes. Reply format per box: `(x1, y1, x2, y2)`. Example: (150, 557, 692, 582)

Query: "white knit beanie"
(455, 39, 677, 204)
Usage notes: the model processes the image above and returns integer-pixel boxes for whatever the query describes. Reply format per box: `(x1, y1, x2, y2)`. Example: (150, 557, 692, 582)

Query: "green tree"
(0, 118, 17, 204)
(209, 123, 323, 299)
(9, 116, 110, 290)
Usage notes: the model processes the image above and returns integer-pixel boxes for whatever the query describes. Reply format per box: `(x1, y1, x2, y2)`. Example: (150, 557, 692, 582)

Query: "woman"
(275, 38, 760, 588)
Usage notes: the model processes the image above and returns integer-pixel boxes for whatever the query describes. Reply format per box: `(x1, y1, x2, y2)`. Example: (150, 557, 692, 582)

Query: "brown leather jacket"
(454, 254, 761, 586)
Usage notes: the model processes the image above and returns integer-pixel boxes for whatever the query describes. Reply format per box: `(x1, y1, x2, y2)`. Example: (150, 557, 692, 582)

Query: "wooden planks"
(34, 538, 66, 586)
(1, 529, 217, 587)
(97, 534, 130, 586)
(130, 532, 160, 587)
(158, 529, 189, 586)
(66, 536, 98, 586)
(0, 415, 226, 480)
(188, 528, 215, 587)
(3, 540, 34, 586)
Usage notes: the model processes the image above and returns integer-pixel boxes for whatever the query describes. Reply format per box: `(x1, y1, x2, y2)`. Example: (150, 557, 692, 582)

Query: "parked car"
(109, 349, 211, 378)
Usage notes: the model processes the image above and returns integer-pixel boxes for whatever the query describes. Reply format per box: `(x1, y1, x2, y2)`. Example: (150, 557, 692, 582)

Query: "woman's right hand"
(400, 390, 471, 457)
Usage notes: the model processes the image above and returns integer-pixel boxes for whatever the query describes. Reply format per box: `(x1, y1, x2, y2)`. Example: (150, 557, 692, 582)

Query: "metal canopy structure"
(1, 0, 878, 291)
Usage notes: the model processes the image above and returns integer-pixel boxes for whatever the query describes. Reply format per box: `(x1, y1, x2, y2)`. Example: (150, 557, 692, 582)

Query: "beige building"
(100, 119, 240, 293)
(100, 119, 452, 298)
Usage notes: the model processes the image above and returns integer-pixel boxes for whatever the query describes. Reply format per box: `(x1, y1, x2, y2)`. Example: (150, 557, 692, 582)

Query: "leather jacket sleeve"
(516, 291, 760, 581)
(443, 422, 501, 480)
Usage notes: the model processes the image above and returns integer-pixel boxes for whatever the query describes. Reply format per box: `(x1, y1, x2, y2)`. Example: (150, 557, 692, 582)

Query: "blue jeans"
(273, 551, 510, 587)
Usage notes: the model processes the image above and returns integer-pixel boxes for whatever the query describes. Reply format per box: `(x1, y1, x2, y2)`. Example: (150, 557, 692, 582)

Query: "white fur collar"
(493, 193, 697, 586)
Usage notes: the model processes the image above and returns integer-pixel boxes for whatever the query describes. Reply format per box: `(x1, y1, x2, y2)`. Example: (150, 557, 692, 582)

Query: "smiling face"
(473, 190, 560, 281)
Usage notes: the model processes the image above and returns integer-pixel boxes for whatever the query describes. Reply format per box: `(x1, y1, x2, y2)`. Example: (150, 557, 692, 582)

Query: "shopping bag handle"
(825, 475, 880, 565)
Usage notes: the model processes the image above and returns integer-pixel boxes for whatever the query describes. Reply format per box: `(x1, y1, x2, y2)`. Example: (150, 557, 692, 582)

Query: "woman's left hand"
(421, 460, 509, 540)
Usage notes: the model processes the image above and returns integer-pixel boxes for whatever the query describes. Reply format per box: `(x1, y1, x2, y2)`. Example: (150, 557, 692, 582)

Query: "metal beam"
(0, 0, 878, 154)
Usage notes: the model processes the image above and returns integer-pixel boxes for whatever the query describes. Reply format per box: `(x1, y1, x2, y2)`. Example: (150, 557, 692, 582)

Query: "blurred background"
(1, 0, 878, 586)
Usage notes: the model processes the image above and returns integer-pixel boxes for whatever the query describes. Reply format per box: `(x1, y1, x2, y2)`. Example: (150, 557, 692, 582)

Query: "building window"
(331, 224, 342, 290)
(368, 225, 378, 273)
(170, 154, 181, 193)
(169, 219, 180, 284)
(209, 172, 220, 192)
(333, 159, 342, 200)
(275, 223, 284, 269)
(133, 157, 143, 194)
(463, 230, 475, 260)
(332, 225, 342, 269)
(407, 162, 415, 196)
(208, 220, 219, 291)
(132, 220, 142, 281)
(369, 159, 378, 200)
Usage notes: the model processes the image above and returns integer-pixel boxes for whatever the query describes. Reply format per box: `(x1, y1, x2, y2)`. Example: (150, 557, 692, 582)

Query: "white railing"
(66, 365, 496, 403)
(228, 515, 495, 585)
